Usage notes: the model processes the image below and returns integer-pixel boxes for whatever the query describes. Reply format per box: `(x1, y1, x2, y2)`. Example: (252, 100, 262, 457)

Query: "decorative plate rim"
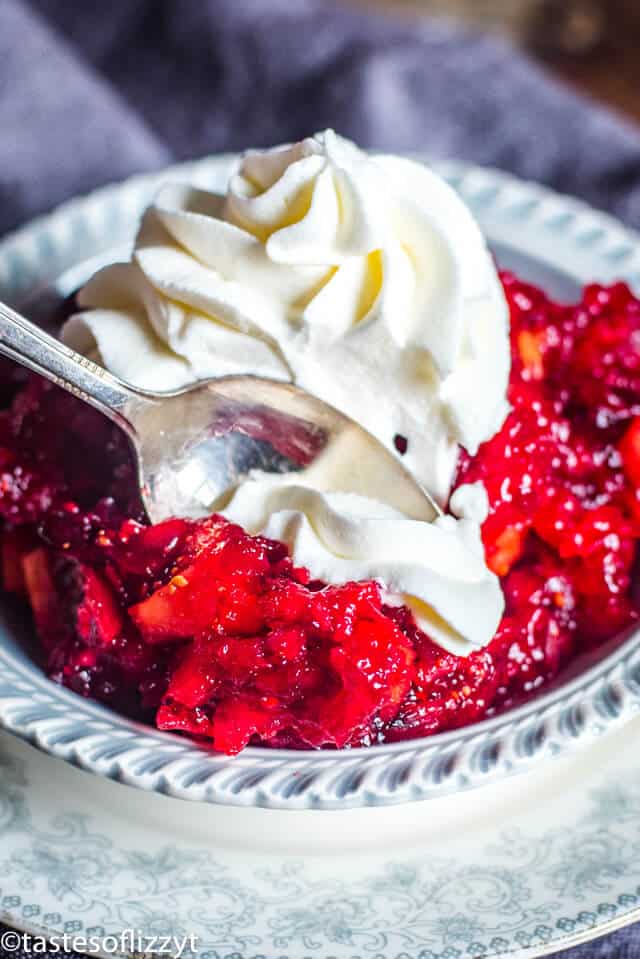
(6, 896, 640, 959)
(2, 156, 640, 810)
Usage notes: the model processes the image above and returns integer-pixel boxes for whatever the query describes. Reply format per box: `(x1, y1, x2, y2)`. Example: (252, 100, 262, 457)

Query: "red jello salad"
(1, 132, 639, 755)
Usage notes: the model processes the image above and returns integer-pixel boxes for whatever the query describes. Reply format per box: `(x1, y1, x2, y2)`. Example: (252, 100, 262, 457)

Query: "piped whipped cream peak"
(222, 475, 503, 656)
(63, 129, 510, 500)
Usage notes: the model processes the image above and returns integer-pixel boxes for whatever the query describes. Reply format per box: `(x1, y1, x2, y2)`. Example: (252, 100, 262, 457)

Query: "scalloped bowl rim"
(1, 155, 640, 808)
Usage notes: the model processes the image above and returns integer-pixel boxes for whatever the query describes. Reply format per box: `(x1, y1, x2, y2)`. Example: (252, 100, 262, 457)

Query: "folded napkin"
(1, 0, 640, 236)
(1, 1, 640, 957)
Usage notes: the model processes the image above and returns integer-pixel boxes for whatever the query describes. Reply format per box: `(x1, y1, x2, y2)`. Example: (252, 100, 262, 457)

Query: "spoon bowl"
(0, 299, 439, 525)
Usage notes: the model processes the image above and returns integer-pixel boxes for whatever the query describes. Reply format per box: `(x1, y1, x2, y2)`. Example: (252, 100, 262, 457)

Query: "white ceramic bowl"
(1, 156, 640, 810)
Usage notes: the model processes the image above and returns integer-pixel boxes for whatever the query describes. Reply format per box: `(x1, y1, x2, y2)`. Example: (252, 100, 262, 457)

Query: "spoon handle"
(0, 300, 142, 435)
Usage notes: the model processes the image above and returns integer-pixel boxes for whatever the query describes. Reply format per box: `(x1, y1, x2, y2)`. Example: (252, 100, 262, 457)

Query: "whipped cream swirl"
(223, 477, 503, 656)
(63, 131, 508, 654)
(63, 130, 510, 500)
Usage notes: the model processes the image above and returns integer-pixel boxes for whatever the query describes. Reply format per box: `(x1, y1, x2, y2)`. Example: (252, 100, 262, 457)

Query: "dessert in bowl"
(1, 133, 640, 807)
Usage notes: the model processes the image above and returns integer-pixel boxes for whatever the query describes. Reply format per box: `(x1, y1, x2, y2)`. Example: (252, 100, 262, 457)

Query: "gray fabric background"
(1, 0, 640, 956)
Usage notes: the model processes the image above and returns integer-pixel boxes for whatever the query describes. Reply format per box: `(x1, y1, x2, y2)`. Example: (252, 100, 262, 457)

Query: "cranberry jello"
(1, 274, 640, 754)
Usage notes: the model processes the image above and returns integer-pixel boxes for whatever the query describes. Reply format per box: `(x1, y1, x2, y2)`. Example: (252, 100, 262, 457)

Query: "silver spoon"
(0, 299, 440, 525)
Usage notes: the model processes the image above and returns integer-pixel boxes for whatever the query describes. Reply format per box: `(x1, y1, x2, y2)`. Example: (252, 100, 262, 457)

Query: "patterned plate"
(2, 716, 640, 959)
(2, 157, 640, 955)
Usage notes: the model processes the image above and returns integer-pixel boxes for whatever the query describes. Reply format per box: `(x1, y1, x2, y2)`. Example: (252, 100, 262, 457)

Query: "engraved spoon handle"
(0, 299, 145, 435)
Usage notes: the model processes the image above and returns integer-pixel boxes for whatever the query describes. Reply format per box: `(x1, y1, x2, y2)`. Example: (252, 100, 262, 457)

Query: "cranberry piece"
(393, 434, 409, 455)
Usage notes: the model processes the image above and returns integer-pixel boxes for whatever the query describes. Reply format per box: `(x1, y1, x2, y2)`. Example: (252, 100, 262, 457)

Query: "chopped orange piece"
(1, 530, 31, 595)
(488, 526, 526, 577)
(22, 548, 59, 635)
(517, 330, 546, 380)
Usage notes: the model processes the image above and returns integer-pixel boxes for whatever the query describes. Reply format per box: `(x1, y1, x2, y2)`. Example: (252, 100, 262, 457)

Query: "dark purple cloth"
(1, 1, 640, 957)
(2, 0, 640, 237)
